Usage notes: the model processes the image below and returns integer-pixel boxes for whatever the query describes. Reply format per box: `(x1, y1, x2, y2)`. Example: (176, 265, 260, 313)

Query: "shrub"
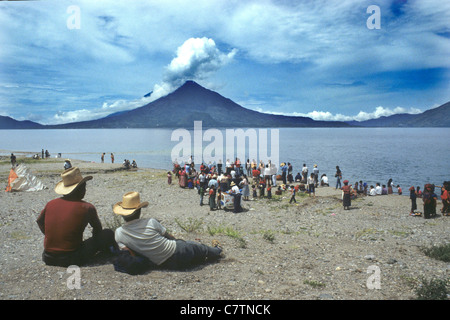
(415, 277, 449, 300)
(422, 243, 450, 262)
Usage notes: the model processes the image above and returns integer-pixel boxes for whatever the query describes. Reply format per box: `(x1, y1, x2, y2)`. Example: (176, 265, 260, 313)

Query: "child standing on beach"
(167, 171, 172, 185)
(289, 186, 297, 204)
(307, 173, 316, 198)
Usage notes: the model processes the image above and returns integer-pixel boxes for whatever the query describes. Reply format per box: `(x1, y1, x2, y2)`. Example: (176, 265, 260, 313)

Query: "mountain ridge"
(44, 80, 349, 129)
(1, 81, 449, 128)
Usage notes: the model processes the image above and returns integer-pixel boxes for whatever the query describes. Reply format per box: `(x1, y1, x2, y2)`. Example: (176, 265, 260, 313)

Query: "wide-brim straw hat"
(230, 182, 236, 186)
(54, 167, 92, 195)
(113, 191, 149, 216)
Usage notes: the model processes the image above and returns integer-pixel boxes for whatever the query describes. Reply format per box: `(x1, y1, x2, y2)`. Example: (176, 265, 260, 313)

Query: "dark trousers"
(160, 240, 222, 270)
(411, 198, 417, 212)
(233, 193, 242, 213)
(42, 229, 117, 267)
(290, 194, 296, 203)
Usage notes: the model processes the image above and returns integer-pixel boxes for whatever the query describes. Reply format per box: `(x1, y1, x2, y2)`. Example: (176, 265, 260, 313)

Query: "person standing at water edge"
(301, 164, 308, 183)
(111, 153, 115, 163)
(313, 164, 319, 187)
(101, 153, 105, 163)
(409, 186, 417, 215)
(307, 173, 316, 198)
(335, 166, 342, 189)
(281, 163, 287, 185)
(10, 153, 16, 167)
(440, 185, 449, 215)
(36, 167, 118, 267)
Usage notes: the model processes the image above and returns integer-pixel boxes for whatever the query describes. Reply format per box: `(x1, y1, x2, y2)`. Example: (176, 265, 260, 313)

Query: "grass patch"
(262, 230, 275, 243)
(0, 158, 63, 166)
(10, 231, 31, 240)
(388, 229, 410, 238)
(355, 228, 381, 240)
(303, 279, 326, 288)
(422, 243, 450, 262)
(267, 194, 283, 202)
(175, 217, 204, 233)
(207, 225, 247, 248)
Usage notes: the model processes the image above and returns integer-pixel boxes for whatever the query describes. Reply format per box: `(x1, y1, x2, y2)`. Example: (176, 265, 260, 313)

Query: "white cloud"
(150, 37, 237, 100)
(251, 105, 423, 122)
(51, 95, 154, 124)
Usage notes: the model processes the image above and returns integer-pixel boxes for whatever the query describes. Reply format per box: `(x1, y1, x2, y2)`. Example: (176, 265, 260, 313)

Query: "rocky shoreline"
(0, 158, 448, 301)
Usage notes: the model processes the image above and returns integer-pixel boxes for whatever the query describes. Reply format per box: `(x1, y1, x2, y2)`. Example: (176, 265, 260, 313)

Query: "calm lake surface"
(1, 127, 448, 191)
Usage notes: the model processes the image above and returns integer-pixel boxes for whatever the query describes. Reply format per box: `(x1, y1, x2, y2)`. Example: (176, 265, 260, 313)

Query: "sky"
(0, 0, 449, 125)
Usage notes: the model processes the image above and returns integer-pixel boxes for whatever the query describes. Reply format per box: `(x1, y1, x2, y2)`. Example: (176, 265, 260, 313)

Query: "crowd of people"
(170, 158, 449, 219)
(122, 159, 138, 169)
(169, 159, 343, 213)
(409, 182, 450, 218)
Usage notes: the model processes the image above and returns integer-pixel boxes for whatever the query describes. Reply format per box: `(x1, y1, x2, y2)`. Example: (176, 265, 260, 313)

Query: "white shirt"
(231, 185, 240, 194)
(370, 188, 377, 196)
(115, 218, 176, 265)
(375, 185, 382, 195)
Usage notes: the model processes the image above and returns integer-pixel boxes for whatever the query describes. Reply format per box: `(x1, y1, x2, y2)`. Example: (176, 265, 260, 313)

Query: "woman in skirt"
(341, 180, 352, 210)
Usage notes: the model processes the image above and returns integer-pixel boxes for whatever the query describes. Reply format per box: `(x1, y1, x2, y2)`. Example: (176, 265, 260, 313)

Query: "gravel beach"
(0, 157, 449, 301)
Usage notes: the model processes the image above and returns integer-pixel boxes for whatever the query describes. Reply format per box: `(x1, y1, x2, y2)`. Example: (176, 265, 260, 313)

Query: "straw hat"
(113, 192, 149, 216)
(54, 167, 92, 195)
(230, 181, 236, 187)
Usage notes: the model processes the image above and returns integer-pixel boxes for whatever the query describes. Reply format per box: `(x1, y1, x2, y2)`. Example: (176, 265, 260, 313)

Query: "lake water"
(1, 127, 448, 191)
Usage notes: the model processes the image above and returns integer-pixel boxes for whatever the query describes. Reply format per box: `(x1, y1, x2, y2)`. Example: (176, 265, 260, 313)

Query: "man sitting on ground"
(114, 192, 223, 270)
(36, 167, 118, 267)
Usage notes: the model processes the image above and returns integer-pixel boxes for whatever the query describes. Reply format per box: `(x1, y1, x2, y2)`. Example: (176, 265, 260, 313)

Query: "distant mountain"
(2, 82, 448, 129)
(0, 115, 44, 129)
(348, 101, 450, 127)
(47, 81, 349, 129)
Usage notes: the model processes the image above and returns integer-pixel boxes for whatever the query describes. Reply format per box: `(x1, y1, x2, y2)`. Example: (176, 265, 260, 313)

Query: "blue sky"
(0, 0, 449, 124)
